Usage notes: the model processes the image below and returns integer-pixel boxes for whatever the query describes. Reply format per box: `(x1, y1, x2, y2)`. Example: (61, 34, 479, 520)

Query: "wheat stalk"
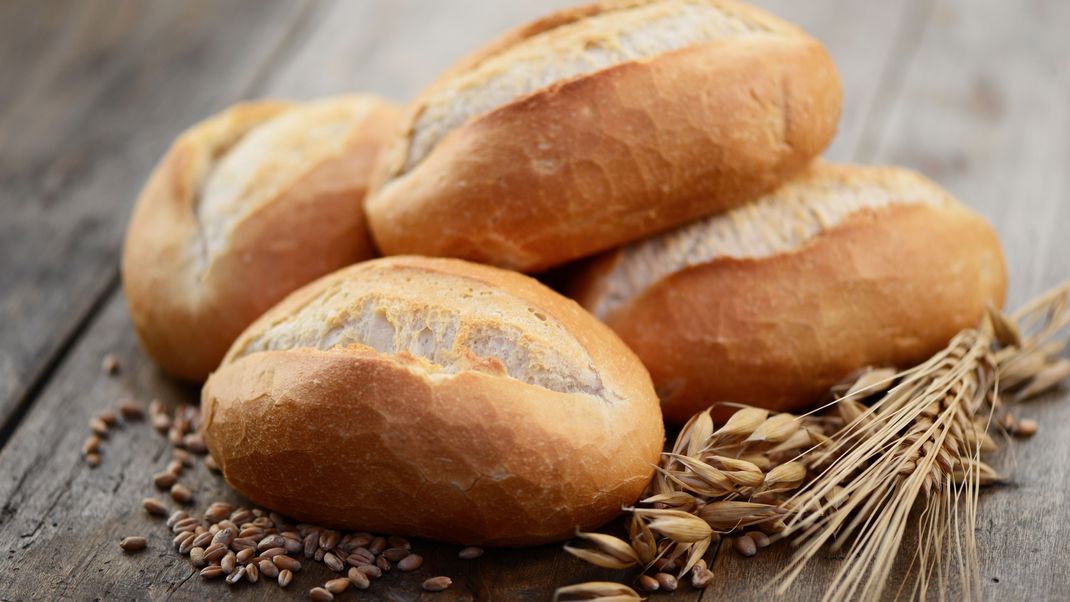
(558, 406, 838, 598)
(775, 281, 1070, 602)
(557, 281, 1070, 602)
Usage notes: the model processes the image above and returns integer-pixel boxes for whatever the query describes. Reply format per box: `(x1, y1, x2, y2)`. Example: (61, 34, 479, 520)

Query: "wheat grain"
(382, 547, 409, 562)
(225, 566, 245, 585)
(1015, 417, 1038, 437)
(245, 561, 259, 583)
(170, 483, 192, 504)
(141, 498, 167, 517)
(119, 536, 147, 552)
(323, 551, 344, 573)
(654, 572, 678, 591)
(277, 568, 293, 588)
(398, 554, 423, 571)
(325, 578, 349, 594)
(690, 560, 714, 588)
(118, 401, 143, 420)
(347, 566, 371, 589)
(734, 535, 757, 557)
(355, 563, 381, 579)
(101, 353, 120, 375)
(258, 558, 278, 579)
(220, 551, 236, 574)
(637, 574, 659, 592)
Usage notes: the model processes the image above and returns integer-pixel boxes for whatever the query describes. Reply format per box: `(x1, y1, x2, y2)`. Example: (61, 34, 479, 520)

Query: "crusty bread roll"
(122, 95, 401, 381)
(201, 256, 663, 546)
(569, 162, 1008, 423)
(366, 0, 842, 272)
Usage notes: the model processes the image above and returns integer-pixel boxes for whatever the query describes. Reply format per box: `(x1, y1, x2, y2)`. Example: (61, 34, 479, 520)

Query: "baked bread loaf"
(201, 256, 663, 546)
(569, 162, 1007, 423)
(122, 95, 400, 381)
(366, 0, 842, 272)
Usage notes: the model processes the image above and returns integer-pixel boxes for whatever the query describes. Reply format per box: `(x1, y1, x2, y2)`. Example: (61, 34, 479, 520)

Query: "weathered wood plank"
(859, 0, 1070, 307)
(257, 0, 580, 100)
(863, 0, 1070, 599)
(6, 0, 1066, 600)
(0, 0, 314, 436)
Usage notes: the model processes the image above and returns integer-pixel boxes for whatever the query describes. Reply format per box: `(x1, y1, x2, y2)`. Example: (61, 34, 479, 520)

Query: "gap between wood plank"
(0, 270, 118, 452)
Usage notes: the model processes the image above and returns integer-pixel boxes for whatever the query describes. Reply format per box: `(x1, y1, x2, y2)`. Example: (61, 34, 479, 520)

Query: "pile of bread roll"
(121, 0, 1006, 546)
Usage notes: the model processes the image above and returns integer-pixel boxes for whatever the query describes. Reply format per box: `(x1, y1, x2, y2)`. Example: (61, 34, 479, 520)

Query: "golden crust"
(203, 256, 663, 545)
(366, 0, 841, 272)
(222, 256, 654, 399)
(121, 96, 401, 381)
(571, 169, 1008, 423)
(575, 162, 959, 318)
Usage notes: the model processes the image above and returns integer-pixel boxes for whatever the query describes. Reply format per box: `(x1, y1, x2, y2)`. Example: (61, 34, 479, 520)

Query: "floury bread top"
(582, 162, 958, 319)
(366, 0, 842, 272)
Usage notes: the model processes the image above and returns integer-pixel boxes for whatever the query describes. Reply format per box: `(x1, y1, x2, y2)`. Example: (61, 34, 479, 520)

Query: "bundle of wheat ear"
(556, 280, 1070, 602)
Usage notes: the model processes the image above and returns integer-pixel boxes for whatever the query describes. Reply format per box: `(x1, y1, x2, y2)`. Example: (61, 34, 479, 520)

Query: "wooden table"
(1, 1, 1067, 600)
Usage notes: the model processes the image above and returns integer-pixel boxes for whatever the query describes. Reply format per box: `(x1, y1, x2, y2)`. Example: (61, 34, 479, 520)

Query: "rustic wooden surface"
(0, 0, 1066, 600)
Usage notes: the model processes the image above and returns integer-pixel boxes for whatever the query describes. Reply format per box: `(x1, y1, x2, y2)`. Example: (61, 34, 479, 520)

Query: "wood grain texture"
(259, 0, 580, 101)
(863, 0, 1070, 599)
(0, 0, 314, 437)
(0, 0, 1067, 600)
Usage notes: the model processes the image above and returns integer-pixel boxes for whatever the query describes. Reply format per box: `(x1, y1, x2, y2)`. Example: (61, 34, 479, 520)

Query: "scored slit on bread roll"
(367, 0, 842, 272)
(201, 256, 663, 546)
(122, 95, 401, 381)
(569, 162, 1008, 423)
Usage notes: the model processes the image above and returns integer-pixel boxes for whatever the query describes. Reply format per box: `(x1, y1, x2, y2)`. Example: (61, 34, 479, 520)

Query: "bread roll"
(201, 256, 663, 546)
(122, 95, 401, 381)
(569, 163, 1007, 423)
(366, 0, 841, 272)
